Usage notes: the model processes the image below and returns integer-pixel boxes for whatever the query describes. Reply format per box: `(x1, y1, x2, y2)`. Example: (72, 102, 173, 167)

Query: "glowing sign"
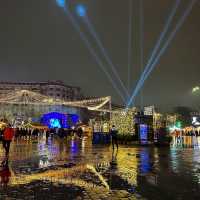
(140, 124, 148, 143)
(175, 121, 182, 129)
(76, 4, 86, 17)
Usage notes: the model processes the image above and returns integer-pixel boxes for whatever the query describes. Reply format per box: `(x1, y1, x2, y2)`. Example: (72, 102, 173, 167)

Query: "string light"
(0, 90, 111, 111)
(111, 108, 136, 135)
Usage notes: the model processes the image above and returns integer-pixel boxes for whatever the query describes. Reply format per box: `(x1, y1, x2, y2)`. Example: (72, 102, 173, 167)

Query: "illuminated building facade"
(0, 80, 82, 100)
(0, 81, 86, 123)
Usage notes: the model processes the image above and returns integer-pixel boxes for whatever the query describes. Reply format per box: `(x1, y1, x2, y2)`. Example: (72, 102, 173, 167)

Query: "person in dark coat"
(77, 127, 83, 138)
(46, 129, 50, 142)
(110, 125, 118, 149)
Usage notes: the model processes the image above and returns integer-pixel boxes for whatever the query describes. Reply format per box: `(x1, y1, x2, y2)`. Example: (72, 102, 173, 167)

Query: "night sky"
(0, 0, 199, 111)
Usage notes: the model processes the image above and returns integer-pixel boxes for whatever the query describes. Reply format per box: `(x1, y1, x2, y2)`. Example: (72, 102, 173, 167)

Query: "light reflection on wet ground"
(0, 136, 200, 200)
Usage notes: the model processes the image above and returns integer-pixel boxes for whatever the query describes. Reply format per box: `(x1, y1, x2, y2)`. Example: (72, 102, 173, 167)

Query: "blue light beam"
(127, 0, 197, 108)
(127, 0, 181, 108)
(127, 0, 133, 94)
(139, 0, 144, 107)
(62, 7, 126, 103)
(126, 0, 181, 108)
(141, 0, 197, 90)
(83, 15, 130, 99)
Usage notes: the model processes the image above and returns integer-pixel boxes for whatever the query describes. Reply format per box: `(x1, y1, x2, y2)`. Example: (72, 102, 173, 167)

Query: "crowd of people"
(0, 122, 119, 167)
(0, 126, 84, 141)
(0, 124, 85, 166)
(0, 124, 86, 186)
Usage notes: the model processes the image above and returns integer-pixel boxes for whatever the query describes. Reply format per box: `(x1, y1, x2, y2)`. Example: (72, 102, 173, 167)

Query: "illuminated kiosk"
(135, 111, 154, 144)
(41, 112, 79, 128)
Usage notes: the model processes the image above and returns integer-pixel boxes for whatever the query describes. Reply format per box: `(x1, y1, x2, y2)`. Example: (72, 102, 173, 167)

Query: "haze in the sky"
(0, 0, 199, 111)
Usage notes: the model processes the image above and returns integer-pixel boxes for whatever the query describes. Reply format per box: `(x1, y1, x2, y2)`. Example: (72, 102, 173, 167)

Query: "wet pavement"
(0, 136, 200, 200)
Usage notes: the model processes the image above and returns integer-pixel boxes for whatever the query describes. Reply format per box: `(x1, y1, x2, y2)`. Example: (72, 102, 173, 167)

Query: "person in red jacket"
(2, 124, 14, 160)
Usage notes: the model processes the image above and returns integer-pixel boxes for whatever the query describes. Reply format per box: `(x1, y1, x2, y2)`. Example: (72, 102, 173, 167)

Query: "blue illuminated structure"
(69, 114, 79, 125)
(76, 4, 86, 17)
(50, 118, 61, 128)
(140, 124, 148, 142)
(41, 112, 79, 128)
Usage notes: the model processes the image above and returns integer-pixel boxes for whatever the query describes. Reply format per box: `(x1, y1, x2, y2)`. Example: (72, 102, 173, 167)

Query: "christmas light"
(0, 90, 111, 111)
(111, 108, 136, 135)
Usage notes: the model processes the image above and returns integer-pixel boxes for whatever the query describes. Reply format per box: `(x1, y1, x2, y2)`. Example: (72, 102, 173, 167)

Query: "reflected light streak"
(87, 164, 110, 190)
(116, 149, 138, 186)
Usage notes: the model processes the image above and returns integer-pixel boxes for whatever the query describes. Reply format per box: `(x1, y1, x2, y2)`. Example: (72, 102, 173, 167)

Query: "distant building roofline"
(0, 80, 81, 90)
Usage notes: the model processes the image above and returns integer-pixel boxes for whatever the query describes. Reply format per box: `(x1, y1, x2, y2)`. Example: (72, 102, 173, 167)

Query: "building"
(0, 80, 82, 100)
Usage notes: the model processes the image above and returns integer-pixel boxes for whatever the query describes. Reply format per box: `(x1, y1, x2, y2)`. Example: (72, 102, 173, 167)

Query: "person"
(27, 128, 32, 140)
(32, 128, 39, 139)
(1, 124, 14, 166)
(14, 127, 20, 141)
(77, 127, 83, 138)
(46, 129, 50, 143)
(110, 125, 118, 149)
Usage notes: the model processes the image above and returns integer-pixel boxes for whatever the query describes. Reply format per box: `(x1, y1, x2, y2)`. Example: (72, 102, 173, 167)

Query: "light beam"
(127, 0, 133, 95)
(82, 15, 130, 99)
(55, 2, 126, 103)
(127, 0, 197, 108)
(139, 0, 144, 107)
(127, 0, 181, 108)
(58, 5, 126, 103)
